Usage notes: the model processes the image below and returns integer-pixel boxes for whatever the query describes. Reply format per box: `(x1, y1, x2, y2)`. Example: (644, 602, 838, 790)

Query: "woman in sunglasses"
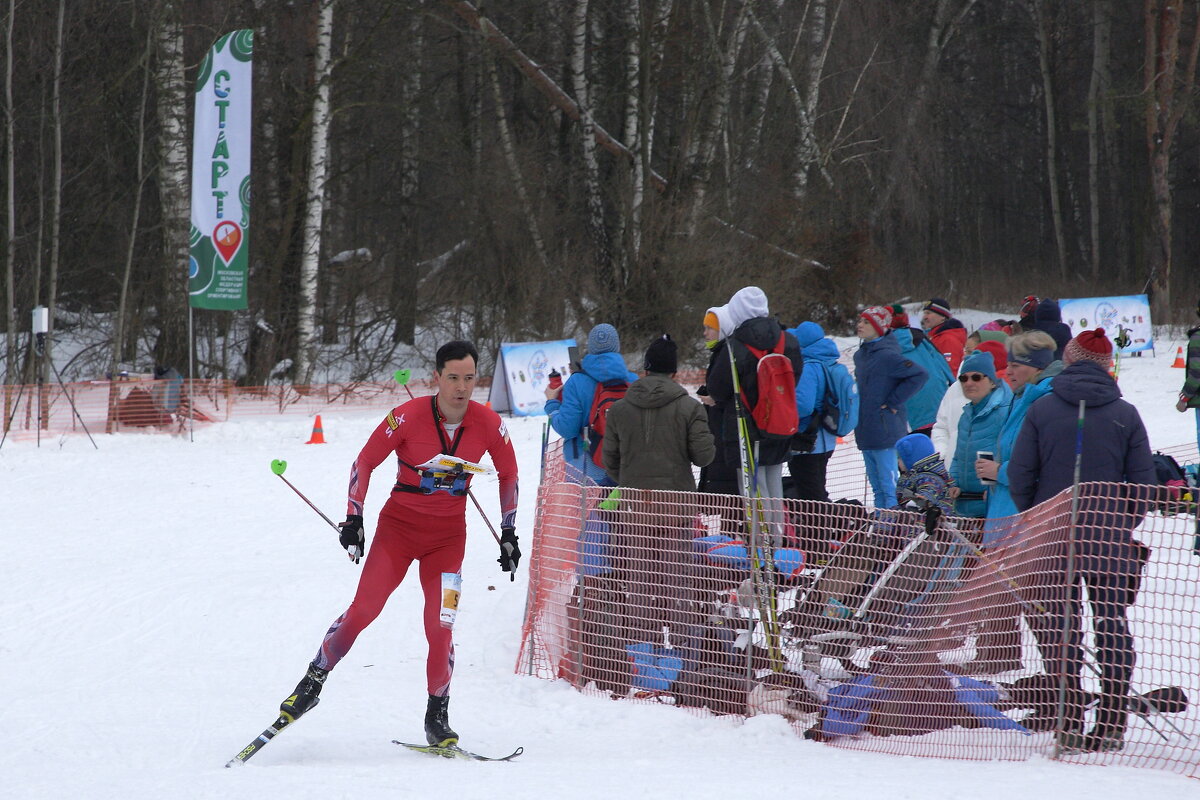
(947, 349, 1013, 517)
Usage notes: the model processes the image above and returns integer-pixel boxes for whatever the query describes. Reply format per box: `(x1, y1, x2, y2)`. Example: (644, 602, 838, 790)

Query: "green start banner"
(189, 30, 253, 310)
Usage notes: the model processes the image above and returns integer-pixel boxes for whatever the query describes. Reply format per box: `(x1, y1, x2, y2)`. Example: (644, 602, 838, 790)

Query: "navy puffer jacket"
(1008, 361, 1156, 541)
(852, 332, 928, 451)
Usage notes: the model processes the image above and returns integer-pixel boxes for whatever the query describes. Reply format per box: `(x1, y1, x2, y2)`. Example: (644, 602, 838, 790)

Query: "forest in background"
(3, 0, 1200, 383)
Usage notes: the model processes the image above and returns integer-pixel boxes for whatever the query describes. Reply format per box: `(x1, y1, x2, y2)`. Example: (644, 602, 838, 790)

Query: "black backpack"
(1152, 452, 1194, 515)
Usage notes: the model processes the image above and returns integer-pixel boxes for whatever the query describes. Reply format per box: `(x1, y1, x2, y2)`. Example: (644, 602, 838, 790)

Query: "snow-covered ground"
(1, 329, 1197, 800)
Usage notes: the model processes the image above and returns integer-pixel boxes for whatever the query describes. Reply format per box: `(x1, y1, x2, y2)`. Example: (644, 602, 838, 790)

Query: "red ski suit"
(312, 395, 518, 696)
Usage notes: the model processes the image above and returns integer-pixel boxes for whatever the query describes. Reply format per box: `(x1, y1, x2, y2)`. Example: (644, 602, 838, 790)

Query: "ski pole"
(394, 368, 417, 401)
(270, 459, 341, 534)
(467, 486, 514, 582)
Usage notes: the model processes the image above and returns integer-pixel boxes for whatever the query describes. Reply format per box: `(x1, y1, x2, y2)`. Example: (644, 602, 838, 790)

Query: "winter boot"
(424, 694, 459, 746)
(280, 663, 329, 722)
(1059, 696, 1127, 753)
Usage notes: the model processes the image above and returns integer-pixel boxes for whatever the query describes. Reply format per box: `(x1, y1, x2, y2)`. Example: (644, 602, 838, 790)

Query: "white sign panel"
(1058, 294, 1153, 354)
(488, 339, 577, 416)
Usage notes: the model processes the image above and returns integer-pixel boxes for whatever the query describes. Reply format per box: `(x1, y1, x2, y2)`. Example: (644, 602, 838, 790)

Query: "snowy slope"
(1, 342, 1197, 800)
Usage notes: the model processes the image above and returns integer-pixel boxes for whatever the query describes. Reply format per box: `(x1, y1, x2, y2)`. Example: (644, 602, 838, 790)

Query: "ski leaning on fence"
(393, 740, 524, 762)
(726, 340, 783, 672)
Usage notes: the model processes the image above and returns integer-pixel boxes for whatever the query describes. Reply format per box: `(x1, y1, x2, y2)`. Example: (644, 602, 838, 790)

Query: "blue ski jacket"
(545, 351, 638, 483)
(787, 322, 842, 455)
(949, 380, 1013, 518)
(852, 332, 927, 451)
(892, 328, 953, 430)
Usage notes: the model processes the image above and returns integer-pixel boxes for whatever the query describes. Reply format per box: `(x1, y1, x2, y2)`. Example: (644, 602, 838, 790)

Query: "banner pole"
(188, 304, 195, 442)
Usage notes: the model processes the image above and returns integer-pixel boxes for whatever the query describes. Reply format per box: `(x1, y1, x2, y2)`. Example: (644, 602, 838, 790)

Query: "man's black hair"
(436, 340, 479, 371)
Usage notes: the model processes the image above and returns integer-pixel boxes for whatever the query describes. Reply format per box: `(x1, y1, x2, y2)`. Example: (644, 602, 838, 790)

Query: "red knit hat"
(975, 339, 1008, 376)
(1064, 327, 1113, 367)
(861, 306, 891, 337)
(889, 304, 910, 329)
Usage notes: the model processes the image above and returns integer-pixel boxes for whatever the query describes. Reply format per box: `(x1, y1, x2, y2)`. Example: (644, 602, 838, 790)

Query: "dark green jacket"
(602, 374, 715, 490)
(1182, 325, 1200, 409)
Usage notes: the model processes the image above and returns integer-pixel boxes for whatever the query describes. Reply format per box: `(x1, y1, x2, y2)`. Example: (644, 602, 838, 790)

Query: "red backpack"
(739, 332, 798, 440)
(586, 379, 629, 466)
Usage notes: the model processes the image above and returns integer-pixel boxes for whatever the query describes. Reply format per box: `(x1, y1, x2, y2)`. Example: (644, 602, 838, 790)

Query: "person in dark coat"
(1027, 298, 1072, 361)
(603, 335, 715, 490)
(1008, 327, 1157, 753)
(1017, 295, 1039, 332)
(602, 335, 716, 635)
(1175, 297, 1200, 453)
(853, 306, 928, 509)
(705, 286, 802, 498)
(698, 306, 739, 495)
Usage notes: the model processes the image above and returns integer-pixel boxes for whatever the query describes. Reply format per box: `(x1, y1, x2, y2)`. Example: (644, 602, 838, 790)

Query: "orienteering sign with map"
(1059, 294, 1154, 354)
(188, 30, 253, 310)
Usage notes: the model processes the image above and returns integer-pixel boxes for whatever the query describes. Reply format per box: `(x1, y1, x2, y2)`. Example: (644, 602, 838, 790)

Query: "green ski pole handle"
(269, 459, 341, 535)
(394, 368, 417, 400)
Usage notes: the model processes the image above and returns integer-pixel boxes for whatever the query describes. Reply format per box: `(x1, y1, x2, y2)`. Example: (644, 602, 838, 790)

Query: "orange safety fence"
(518, 439, 1200, 776)
(0, 377, 485, 440)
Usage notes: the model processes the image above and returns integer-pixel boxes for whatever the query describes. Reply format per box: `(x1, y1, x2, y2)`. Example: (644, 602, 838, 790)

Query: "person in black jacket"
(705, 286, 802, 499)
(698, 306, 739, 495)
(1008, 327, 1157, 753)
(1027, 298, 1072, 361)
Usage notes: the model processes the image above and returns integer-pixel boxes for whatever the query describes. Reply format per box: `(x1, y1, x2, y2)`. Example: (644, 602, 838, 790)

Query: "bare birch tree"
(39, 0, 64, 424)
(3, 0, 14, 395)
(1028, 0, 1068, 278)
(571, 0, 614, 292)
(107, 25, 154, 432)
(869, 0, 978, 227)
(154, 0, 191, 370)
(1144, 0, 1200, 321)
(1087, 0, 1113, 281)
(295, 0, 335, 384)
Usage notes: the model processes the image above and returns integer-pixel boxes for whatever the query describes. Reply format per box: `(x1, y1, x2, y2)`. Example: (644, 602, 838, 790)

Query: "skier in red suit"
(276, 340, 519, 748)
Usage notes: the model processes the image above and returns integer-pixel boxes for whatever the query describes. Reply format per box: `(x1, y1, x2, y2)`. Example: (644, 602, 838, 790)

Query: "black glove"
(339, 514, 365, 564)
(923, 506, 942, 536)
(498, 527, 521, 579)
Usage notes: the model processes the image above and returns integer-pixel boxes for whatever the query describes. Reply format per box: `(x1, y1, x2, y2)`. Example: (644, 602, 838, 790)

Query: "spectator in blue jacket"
(1007, 327, 1157, 753)
(947, 350, 1012, 518)
(853, 306, 928, 509)
(892, 325, 953, 436)
(980, 331, 1062, 541)
(786, 321, 842, 501)
(544, 323, 638, 484)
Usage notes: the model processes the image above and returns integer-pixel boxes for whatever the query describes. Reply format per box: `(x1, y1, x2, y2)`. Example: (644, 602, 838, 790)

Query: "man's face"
(921, 309, 946, 330)
(435, 356, 477, 417)
(703, 325, 720, 343)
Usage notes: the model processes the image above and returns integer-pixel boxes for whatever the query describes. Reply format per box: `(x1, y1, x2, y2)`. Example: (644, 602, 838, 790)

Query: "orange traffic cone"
(306, 415, 326, 444)
(1173, 346, 1186, 368)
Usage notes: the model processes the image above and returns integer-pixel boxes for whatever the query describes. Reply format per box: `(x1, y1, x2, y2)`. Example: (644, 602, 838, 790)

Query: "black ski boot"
(280, 663, 329, 722)
(424, 694, 459, 746)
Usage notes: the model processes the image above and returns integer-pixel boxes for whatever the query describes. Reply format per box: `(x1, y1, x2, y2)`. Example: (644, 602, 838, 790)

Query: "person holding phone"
(980, 331, 1063, 538)
(947, 349, 1012, 517)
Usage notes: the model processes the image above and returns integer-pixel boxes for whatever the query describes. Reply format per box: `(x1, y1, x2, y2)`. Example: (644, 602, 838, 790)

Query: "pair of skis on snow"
(225, 713, 521, 767)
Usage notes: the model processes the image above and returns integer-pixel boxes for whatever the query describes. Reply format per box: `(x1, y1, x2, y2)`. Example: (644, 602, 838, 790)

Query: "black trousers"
(787, 450, 833, 502)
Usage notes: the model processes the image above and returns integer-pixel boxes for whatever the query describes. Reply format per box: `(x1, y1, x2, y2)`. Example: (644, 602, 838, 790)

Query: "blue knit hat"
(587, 323, 619, 355)
(792, 321, 825, 348)
(960, 350, 998, 383)
(896, 433, 936, 471)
